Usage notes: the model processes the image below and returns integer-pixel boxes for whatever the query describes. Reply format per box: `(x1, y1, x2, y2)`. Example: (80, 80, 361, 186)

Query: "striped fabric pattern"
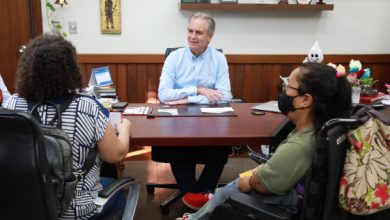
(7, 94, 108, 219)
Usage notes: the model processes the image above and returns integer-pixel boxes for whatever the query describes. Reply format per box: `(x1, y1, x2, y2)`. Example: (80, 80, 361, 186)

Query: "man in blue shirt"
(0, 74, 11, 108)
(155, 12, 232, 210)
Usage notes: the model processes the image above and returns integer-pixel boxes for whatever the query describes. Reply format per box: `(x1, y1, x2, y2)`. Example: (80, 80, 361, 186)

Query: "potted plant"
(46, 0, 68, 37)
(348, 60, 378, 96)
(328, 59, 378, 103)
(360, 77, 378, 96)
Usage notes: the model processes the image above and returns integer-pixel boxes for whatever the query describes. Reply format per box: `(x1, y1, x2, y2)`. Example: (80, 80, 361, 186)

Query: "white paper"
(382, 99, 390, 105)
(157, 108, 178, 116)
(124, 106, 149, 115)
(109, 112, 121, 130)
(200, 107, 234, 114)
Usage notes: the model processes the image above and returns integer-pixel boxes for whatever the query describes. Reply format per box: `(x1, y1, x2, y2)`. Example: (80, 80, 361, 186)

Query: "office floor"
(122, 146, 258, 220)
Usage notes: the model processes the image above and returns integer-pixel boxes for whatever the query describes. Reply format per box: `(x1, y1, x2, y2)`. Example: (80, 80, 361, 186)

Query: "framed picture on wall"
(101, 0, 121, 34)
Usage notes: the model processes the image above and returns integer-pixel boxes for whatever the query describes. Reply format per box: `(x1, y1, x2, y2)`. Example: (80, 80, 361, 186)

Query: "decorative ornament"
(303, 41, 324, 63)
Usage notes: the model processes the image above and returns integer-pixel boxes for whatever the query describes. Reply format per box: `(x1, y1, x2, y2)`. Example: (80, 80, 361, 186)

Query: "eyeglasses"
(281, 83, 305, 95)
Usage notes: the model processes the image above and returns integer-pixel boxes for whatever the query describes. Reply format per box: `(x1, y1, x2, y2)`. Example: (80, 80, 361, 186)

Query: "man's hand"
(163, 98, 188, 105)
(197, 87, 223, 103)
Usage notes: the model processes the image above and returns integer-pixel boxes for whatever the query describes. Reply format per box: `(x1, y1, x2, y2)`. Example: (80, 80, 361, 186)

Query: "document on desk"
(251, 101, 281, 113)
(123, 106, 150, 115)
(157, 108, 178, 116)
(156, 104, 237, 117)
(200, 107, 234, 114)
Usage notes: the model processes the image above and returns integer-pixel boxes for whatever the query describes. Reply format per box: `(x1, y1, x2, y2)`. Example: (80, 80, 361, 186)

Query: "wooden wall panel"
(78, 54, 390, 103)
(116, 64, 127, 101)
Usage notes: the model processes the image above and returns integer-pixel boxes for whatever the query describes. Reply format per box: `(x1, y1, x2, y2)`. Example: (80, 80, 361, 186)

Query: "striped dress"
(7, 94, 109, 219)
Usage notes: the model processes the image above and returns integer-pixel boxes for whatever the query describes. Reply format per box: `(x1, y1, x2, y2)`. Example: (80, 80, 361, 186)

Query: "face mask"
(277, 92, 298, 115)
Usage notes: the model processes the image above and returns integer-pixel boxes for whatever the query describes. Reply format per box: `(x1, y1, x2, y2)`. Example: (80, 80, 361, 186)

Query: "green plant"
(359, 77, 378, 86)
(46, 0, 67, 37)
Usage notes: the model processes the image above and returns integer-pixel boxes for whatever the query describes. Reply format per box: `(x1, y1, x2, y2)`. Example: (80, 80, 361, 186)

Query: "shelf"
(180, 3, 334, 11)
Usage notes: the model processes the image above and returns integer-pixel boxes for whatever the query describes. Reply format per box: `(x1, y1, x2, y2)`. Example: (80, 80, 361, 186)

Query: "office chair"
(146, 47, 227, 215)
(209, 113, 390, 220)
(0, 110, 140, 220)
(0, 88, 3, 106)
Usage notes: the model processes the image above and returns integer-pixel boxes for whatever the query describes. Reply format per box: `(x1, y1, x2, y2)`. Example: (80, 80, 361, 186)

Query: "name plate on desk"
(156, 104, 237, 117)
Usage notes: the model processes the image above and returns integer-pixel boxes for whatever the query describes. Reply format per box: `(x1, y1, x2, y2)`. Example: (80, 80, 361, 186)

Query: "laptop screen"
(91, 66, 112, 87)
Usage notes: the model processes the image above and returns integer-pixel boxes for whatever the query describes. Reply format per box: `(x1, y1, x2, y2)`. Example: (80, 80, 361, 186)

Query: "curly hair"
(15, 34, 83, 102)
(297, 62, 352, 133)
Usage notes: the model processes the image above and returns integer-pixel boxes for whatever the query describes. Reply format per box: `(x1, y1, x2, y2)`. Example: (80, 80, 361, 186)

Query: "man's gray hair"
(189, 12, 215, 35)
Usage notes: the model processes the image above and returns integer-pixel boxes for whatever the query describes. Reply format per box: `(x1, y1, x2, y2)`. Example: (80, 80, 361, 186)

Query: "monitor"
(89, 66, 113, 87)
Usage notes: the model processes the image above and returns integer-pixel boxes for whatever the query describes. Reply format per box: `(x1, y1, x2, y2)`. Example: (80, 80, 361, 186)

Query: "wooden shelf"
(180, 3, 334, 11)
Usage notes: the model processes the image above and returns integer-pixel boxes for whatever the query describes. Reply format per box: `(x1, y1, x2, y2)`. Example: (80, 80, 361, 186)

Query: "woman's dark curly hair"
(297, 62, 352, 134)
(15, 34, 83, 102)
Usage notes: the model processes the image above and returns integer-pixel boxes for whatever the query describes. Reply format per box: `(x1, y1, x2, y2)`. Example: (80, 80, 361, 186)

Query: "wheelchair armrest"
(94, 177, 139, 213)
(248, 151, 270, 164)
(227, 192, 291, 220)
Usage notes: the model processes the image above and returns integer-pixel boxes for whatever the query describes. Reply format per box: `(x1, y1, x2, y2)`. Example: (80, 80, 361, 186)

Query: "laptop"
(89, 66, 113, 87)
(251, 101, 281, 113)
(89, 66, 117, 99)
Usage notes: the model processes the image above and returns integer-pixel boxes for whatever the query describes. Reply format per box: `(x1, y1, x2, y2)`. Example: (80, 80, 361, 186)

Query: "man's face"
(187, 18, 213, 56)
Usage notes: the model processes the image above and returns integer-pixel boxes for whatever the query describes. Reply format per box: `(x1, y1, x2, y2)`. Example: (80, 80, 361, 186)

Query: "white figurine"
(303, 41, 324, 63)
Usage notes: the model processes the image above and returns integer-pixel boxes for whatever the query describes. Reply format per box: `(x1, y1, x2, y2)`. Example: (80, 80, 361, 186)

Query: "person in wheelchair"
(6, 34, 132, 219)
(177, 62, 352, 220)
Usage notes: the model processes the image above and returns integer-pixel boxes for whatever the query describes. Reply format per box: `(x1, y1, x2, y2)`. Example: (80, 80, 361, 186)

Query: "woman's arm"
(97, 118, 131, 163)
(239, 165, 269, 193)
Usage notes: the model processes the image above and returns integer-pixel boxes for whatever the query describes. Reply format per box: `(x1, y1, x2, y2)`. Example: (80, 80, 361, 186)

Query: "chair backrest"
(268, 119, 295, 154)
(0, 110, 57, 220)
(165, 47, 223, 58)
(301, 118, 361, 220)
(0, 88, 3, 106)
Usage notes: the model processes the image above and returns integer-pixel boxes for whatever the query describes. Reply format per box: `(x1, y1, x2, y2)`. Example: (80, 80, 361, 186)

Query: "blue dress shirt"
(158, 46, 231, 104)
(0, 74, 11, 107)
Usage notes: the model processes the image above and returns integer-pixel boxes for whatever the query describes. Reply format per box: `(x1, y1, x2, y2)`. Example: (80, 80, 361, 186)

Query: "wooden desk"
(124, 103, 286, 147)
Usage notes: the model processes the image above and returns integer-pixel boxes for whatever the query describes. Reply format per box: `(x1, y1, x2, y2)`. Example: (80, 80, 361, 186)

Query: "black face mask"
(277, 92, 299, 115)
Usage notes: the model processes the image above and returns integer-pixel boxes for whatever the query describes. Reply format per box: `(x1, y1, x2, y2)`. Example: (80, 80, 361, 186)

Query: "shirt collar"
(185, 45, 210, 60)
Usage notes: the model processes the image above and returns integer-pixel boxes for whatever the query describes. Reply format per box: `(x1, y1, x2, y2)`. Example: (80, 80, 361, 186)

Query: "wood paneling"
(78, 54, 390, 103)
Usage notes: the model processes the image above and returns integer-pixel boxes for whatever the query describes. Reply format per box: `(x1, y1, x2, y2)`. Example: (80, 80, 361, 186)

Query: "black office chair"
(0, 110, 140, 220)
(210, 113, 390, 220)
(146, 47, 228, 215)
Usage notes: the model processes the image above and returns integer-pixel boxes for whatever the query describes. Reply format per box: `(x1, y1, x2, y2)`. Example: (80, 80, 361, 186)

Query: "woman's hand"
(239, 176, 252, 193)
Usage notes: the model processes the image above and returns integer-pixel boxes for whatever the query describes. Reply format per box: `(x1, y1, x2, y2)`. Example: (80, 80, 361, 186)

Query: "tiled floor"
(122, 147, 258, 220)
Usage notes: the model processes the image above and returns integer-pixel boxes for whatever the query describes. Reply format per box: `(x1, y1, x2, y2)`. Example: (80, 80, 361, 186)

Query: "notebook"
(251, 101, 281, 113)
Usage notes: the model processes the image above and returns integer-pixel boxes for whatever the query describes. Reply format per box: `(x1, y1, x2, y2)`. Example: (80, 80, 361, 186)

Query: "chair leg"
(160, 191, 184, 215)
(146, 183, 179, 194)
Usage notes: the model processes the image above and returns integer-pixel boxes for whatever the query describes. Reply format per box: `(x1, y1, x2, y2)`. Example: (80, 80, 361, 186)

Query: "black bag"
(28, 96, 96, 216)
